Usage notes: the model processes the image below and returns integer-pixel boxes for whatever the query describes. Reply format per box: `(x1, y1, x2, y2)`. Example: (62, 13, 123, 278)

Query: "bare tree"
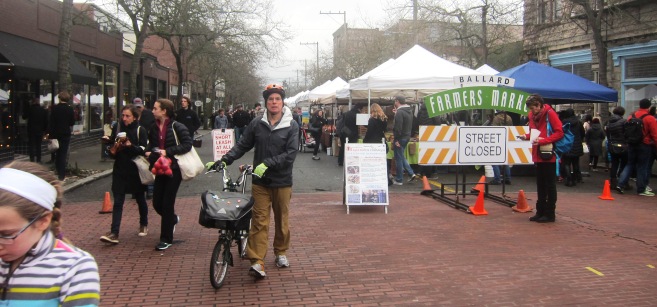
(57, 0, 74, 93)
(413, 0, 523, 68)
(149, 0, 287, 106)
(569, 0, 609, 123)
(118, 0, 153, 102)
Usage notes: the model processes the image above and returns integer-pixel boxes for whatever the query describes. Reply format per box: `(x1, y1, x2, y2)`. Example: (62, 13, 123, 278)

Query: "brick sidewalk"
(64, 192, 657, 306)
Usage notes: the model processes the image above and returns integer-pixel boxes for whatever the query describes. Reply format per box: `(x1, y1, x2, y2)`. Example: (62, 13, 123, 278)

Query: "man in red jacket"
(518, 94, 563, 223)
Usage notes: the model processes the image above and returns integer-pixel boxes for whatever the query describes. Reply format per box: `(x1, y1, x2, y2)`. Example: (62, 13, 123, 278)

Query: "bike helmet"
(262, 84, 286, 101)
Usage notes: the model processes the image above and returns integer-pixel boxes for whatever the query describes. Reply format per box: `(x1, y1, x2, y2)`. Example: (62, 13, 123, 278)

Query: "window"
(537, 0, 547, 24)
(625, 55, 657, 79)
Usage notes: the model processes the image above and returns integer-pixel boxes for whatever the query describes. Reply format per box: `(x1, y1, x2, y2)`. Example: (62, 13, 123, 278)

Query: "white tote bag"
(47, 139, 59, 152)
(132, 155, 155, 185)
(172, 122, 205, 180)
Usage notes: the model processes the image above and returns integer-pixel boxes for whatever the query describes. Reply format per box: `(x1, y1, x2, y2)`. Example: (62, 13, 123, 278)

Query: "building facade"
(0, 0, 184, 163)
(523, 0, 657, 112)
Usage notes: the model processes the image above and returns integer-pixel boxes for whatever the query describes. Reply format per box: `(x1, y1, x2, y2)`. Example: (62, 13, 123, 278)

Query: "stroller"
(298, 126, 316, 153)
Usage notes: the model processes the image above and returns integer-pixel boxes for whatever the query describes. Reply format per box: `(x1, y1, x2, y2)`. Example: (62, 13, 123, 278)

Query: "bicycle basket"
(199, 190, 253, 230)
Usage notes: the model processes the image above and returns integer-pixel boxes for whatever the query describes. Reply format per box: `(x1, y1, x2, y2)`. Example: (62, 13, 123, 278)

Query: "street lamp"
(301, 42, 319, 86)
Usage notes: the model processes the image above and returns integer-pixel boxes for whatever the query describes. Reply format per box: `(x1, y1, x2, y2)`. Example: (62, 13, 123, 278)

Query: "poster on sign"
(343, 143, 388, 213)
(212, 129, 235, 161)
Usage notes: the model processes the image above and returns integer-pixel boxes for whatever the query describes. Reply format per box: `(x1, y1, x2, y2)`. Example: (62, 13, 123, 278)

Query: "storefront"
(0, 31, 119, 162)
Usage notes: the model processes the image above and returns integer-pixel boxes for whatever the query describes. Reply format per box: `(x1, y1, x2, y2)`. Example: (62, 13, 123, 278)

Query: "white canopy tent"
(308, 77, 348, 104)
(475, 64, 499, 75)
(336, 58, 396, 100)
(348, 45, 478, 101)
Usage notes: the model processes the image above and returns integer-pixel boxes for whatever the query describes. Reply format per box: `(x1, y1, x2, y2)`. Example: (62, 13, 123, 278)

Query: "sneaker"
(155, 242, 172, 250)
(275, 255, 290, 268)
(488, 180, 501, 185)
(249, 263, 266, 278)
(638, 191, 655, 197)
(138, 226, 148, 237)
(407, 174, 422, 183)
(504, 179, 512, 185)
(312, 156, 320, 160)
(173, 215, 180, 234)
(614, 186, 624, 194)
(393, 180, 403, 186)
(646, 186, 653, 192)
(100, 232, 119, 244)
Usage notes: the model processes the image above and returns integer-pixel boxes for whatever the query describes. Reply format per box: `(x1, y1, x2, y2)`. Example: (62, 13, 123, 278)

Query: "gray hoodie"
(393, 105, 413, 141)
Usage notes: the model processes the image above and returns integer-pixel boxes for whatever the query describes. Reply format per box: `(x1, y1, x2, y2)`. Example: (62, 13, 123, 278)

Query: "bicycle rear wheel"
(210, 238, 229, 289)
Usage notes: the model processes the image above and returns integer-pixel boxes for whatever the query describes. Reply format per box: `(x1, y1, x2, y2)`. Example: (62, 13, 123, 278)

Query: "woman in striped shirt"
(0, 161, 100, 306)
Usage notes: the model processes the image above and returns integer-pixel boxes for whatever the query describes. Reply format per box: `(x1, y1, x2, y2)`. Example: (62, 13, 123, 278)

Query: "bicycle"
(199, 163, 253, 289)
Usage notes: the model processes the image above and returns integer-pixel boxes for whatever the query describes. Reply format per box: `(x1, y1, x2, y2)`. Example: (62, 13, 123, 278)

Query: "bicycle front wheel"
(210, 239, 229, 289)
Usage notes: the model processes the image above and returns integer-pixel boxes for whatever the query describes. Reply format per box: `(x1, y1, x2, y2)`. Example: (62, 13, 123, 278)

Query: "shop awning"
(0, 32, 98, 85)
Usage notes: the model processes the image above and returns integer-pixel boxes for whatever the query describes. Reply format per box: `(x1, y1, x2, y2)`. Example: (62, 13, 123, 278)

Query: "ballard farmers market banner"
(423, 75, 532, 116)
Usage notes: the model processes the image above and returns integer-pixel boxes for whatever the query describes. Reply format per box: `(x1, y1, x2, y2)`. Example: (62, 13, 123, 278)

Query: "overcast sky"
(261, 0, 408, 86)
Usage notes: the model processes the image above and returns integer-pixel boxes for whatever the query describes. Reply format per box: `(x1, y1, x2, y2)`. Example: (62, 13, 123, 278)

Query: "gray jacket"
(222, 106, 299, 187)
(393, 105, 413, 141)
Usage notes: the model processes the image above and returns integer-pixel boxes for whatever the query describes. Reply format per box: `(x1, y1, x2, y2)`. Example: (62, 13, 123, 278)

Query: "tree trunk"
(57, 0, 74, 93)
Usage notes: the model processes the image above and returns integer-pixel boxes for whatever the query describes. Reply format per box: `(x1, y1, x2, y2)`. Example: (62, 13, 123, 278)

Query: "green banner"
(423, 86, 532, 117)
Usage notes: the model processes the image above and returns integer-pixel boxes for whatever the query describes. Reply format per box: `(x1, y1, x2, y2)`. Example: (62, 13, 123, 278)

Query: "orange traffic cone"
(512, 190, 533, 213)
(99, 192, 112, 214)
(471, 175, 486, 193)
(422, 176, 432, 192)
(598, 180, 615, 200)
(469, 190, 488, 216)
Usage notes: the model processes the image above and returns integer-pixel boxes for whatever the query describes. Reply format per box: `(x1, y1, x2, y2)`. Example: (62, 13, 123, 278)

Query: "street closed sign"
(458, 127, 507, 164)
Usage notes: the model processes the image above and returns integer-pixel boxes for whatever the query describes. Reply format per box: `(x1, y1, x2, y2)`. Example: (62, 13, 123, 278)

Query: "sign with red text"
(212, 129, 235, 161)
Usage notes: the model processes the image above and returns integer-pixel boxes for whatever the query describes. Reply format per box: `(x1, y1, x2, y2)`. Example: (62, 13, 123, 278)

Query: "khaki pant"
(247, 185, 292, 266)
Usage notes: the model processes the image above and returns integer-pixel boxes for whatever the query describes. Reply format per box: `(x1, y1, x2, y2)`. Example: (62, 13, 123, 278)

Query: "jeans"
(54, 136, 71, 180)
(492, 165, 511, 182)
(152, 168, 182, 243)
(111, 192, 148, 235)
(535, 162, 557, 218)
(247, 185, 292, 266)
(393, 138, 415, 182)
(609, 151, 628, 184)
(235, 126, 246, 142)
(618, 143, 652, 193)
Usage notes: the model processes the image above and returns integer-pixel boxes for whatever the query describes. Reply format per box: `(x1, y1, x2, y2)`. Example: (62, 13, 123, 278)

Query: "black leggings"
(152, 168, 182, 243)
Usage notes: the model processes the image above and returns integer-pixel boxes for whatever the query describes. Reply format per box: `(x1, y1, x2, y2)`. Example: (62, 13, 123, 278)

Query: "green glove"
(205, 161, 226, 170)
(253, 163, 268, 178)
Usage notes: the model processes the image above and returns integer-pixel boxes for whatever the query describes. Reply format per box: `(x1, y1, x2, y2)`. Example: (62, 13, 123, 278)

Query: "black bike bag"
(199, 190, 253, 230)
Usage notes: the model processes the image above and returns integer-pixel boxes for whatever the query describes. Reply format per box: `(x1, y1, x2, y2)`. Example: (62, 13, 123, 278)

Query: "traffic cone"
(471, 175, 486, 193)
(469, 190, 488, 216)
(598, 180, 615, 200)
(512, 190, 533, 213)
(421, 176, 432, 192)
(99, 192, 112, 214)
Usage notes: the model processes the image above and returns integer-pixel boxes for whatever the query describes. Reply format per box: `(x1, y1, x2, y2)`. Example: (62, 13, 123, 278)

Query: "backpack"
(623, 113, 649, 145)
(547, 114, 574, 156)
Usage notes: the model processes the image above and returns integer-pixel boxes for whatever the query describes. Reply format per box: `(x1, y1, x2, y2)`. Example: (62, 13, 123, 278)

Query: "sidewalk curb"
(63, 169, 113, 194)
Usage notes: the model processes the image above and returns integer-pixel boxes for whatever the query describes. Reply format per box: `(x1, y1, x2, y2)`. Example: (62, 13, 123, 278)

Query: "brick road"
(64, 191, 657, 306)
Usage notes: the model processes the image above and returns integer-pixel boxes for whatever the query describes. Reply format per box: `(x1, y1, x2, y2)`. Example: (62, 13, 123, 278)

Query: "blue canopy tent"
(497, 61, 618, 104)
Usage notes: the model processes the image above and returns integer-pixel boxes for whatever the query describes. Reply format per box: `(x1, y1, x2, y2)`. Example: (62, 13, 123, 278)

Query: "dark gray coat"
(586, 123, 606, 157)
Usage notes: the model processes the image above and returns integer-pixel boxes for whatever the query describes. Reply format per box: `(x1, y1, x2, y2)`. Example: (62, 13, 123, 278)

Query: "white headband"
(0, 168, 57, 211)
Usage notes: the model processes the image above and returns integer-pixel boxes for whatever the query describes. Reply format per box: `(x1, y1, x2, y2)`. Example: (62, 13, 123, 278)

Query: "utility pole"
(320, 11, 347, 76)
(412, 0, 418, 44)
(301, 42, 319, 86)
